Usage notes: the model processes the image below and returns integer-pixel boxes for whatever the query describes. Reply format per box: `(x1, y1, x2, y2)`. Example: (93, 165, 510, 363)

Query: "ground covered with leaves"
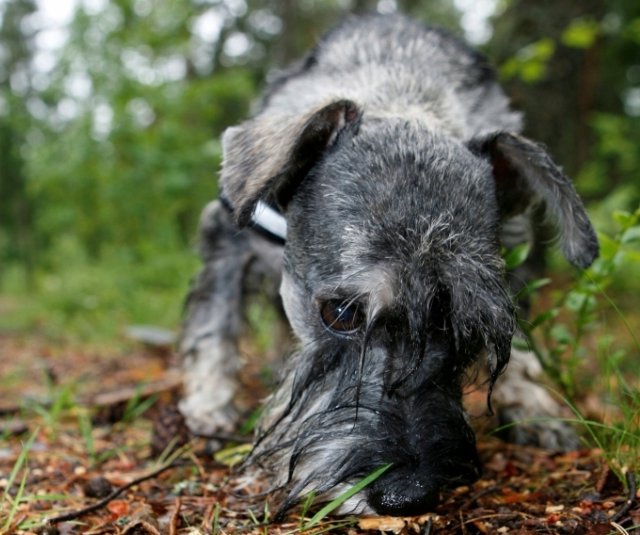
(1, 334, 638, 534)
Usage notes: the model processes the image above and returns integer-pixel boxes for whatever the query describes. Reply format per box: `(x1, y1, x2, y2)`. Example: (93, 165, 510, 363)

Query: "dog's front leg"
(179, 200, 252, 434)
(492, 347, 580, 451)
(496, 215, 580, 451)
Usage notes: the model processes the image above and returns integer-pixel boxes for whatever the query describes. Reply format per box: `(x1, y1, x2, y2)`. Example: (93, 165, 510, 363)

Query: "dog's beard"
(245, 340, 382, 513)
(242, 338, 480, 518)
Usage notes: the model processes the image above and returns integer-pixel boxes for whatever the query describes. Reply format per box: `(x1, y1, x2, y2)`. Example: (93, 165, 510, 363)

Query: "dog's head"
(220, 99, 598, 516)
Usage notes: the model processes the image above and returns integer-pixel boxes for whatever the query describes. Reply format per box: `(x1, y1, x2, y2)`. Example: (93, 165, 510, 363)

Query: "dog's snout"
(366, 444, 481, 516)
(367, 468, 440, 516)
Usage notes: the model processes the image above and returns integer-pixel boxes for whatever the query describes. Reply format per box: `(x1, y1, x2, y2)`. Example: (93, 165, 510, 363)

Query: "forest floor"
(0, 333, 638, 535)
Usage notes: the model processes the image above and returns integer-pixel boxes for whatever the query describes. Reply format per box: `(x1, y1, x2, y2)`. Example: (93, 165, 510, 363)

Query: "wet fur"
(180, 13, 598, 517)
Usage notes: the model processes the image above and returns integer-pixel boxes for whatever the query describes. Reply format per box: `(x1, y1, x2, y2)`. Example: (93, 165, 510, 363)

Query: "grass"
(301, 464, 392, 530)
(517, 207, 640, 481)
(0, 429, 38, 532)
(232, 465, 391, 534)
(0, 237, 198, 344)
(121, 389, 159, 424)
(0, 393, 165, 532)
(0, 364, 634, 533)
(0, 209, 638, 531)
(77, 410, 97, 465)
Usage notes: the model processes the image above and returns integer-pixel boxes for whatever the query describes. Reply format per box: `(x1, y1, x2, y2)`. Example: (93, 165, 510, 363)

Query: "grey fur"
(180, 13, 598, 518)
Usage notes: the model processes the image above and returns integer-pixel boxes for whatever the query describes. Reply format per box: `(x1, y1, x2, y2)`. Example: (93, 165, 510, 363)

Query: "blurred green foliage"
(0, 0, 638, 342)
(490, 0, 640, 198)
(500, 38, 556, 83)
(516, 207, 640, 475)
(0, 0, 462, 340)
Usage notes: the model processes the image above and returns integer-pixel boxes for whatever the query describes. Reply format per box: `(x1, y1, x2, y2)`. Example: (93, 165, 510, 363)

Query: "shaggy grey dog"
(180, 13, 598, 517)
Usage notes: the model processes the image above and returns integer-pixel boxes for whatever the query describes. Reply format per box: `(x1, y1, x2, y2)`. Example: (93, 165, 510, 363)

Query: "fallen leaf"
(545, 504, 564, 514)
(107, 499, 130, 519)
(358, 516, 407, 533)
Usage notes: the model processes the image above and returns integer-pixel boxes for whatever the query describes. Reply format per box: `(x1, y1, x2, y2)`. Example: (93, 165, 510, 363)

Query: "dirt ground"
(0, 334, 638, 534)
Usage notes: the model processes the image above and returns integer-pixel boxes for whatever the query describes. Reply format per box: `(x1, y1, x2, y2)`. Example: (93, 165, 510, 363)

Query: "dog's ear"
(220, 99, 361, 226)
(470, 132, 599, 269)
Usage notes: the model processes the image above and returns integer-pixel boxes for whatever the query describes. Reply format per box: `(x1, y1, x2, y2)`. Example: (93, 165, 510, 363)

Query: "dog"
(179, 13, 599, 517)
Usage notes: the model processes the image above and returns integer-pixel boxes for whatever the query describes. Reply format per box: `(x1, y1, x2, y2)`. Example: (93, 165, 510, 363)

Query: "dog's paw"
(178, 396, 241, 435)
(492, 348, 580, 451)
(179, 339, 242, 434)
(497, 406, 580, 451)
(179, 354, 241, 434)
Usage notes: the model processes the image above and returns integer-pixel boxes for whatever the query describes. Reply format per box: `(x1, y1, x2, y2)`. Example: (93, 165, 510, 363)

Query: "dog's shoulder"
(258, 13, 518, 136)
(311, 14, 495, 88)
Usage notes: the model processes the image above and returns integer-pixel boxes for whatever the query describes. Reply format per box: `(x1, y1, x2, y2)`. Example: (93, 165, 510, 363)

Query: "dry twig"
(45, 460, 184, 525)
(169, 497, 182, 535)
(611, 471, 637, 524)
(421, 516, 433, 535)
(194, 431, 253, 444)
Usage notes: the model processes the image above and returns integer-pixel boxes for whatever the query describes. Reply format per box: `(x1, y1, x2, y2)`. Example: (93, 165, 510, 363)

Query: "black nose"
(366, 456, 481, 516)
(367, 470, 440, 516)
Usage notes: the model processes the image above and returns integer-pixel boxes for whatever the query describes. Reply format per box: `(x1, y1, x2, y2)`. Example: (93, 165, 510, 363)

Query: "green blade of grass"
(299, 490, 316, 527)
(2, 428, 37, 502)
(214, 443, 252, 467)
(503, 243, 531, 270)
(2, 429, 37, 531)
(123, 390, 158, 423)
(212, 502, 220, 534)
(304, 463, 391, 529)
(3, 469, 28, 531)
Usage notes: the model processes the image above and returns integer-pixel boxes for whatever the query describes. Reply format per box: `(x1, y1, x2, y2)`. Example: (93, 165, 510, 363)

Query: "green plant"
(518, 208, 640, 478)
(211, 502, 221, 534)
(122, 389, 158, 424)
(0, 232, 199, 344)
(523, 209, 639, 390)
(77, 410, 96, 466)
(26, 380, 77, 436)
(500, 38, 556, 83)
(247, 505, 269, 535)
(301, 463, 392, 530)
(299, 491, 317, 530)
(238, 406, 263, 436)
(0, 429, 38, 532)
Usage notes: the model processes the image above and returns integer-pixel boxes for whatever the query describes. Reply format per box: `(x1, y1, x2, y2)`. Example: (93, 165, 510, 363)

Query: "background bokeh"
(0, 0, 638, 342)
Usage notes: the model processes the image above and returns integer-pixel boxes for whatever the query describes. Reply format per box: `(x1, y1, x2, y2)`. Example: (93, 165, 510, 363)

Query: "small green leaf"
(596, 232, 620, 259)
(304, 463, 392, 528)
(529, 308, 559, 330)
(499, 57, 519, 80)
(565, 291, 596, 313)
(499, 38, 555, 83)
(621, 225, 640, 245)
(214, 443, 252, 467)
(528, 38, 556, 61)
(526, 278, 552, 292)
(511, 337, 531, 351)
(516, 277, 551, 300)
(612, 210, 633, 228)
(2, 429, 38, 532)
(300, 490, 317, 521)
(562, 18, 600, 49)
(504, 243, 531, 270)
(521, 62, 546, 83)
(239, 406, 263, 435)
(550, 324, 572, 345)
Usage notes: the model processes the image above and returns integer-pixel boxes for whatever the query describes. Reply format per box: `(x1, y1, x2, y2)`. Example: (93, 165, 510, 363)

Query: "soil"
(0, 334, 637, 534)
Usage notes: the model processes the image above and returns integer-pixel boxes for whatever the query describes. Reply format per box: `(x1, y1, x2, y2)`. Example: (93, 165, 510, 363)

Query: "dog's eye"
(320, 300, 364, 334)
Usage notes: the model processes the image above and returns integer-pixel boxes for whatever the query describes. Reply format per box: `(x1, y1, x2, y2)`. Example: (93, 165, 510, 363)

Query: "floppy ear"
(470, 132, 599, 269)
(220, 99, 361, 226)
